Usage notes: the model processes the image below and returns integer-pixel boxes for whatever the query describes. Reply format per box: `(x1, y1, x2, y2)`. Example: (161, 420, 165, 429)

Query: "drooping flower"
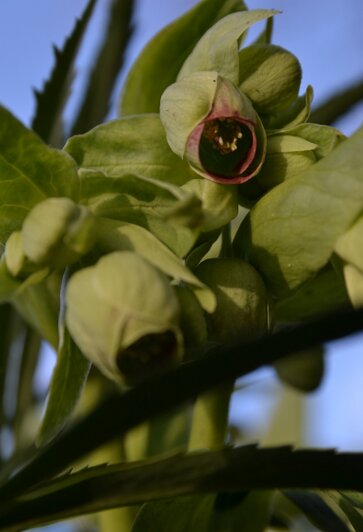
(160, 71, 266, 184)
(65, 251, 183, 385)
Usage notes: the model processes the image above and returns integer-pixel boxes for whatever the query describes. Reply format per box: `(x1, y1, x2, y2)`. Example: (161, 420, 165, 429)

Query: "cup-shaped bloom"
(21, 197, 96, 269)
(65, 251, 183, 385)
(194, 258, 269, 344)
(160, 71, 266, 184)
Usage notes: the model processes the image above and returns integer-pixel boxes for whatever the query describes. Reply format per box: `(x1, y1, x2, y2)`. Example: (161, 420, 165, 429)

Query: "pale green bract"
(177, 10, 279, 84)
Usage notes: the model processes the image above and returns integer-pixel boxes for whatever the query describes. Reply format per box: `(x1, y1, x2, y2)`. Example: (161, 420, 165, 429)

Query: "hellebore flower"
(65, 251, 183, 385)
(160, 71, 266, 184)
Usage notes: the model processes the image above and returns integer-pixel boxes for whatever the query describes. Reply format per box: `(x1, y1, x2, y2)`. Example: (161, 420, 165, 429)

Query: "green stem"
(310, 78, 363, 125)
(220, 224, 232, 259)
(188, 380, 233, 451)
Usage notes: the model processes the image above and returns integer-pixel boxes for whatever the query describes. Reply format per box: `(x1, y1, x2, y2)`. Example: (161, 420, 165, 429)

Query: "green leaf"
(234, 124, 363, 297)
(120, 0, 247, 115)
(340, 491, 363, 510)
(1, 307, 363, 501)
(178, 10, 278, 84)
(284, 491, 350, 532)
(74, 170, 202, 256)
(0, 107, 79, 244)
(239, 44, 301, 115)
(37, 325, 90, 446)
(213, 491, 272, 532)
(274, 346, 325, 393)
(132, 496, 215, 532)
(95, 220, 216, 312)
(3, 446, 363, 531)
(274, 266, 351, 323)
(31, 0, 96, 145)
(338, 496, 363, 531)
(64, 114, 194, 185)
(71, 0, 134, 134)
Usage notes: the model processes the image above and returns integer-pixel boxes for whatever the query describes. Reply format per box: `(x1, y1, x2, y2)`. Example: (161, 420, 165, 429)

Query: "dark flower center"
(199, 118, 254, 177)
(117, 330, 177, 385)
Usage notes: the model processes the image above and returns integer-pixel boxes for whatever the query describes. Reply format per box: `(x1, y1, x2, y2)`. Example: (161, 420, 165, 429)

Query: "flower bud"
(160, 72, 266, 185)
(21, 198, 96, 269)
(65, 251, 183, 385)
(194, 258, 269, 344)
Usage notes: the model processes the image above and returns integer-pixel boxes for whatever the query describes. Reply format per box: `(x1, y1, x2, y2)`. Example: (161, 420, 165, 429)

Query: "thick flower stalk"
(160, 72, 266, 184)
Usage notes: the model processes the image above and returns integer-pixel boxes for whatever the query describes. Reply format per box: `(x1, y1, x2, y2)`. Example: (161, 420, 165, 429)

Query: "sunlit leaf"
(234, 125, 363, 297)
(0, 107, 79, 244)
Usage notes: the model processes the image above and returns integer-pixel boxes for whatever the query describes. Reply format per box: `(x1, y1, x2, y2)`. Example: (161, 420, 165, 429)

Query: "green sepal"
(256, 134, 317, 189)
(160, 71, 218, 158)
(120, 0, 247, 115)
(265, 85, 314, 130)
(239, 44, 302, 115)
(178, 10, 279, 84)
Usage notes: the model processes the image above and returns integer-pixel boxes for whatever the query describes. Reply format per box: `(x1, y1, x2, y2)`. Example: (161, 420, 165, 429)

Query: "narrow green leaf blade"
(132, 496, 215, 532)
(71, 0, 134, 135)
(2, 447, 363, 531)
(37, 327, 90, 446)
(0, 307, 363, 502)
(284, 491, 350, 532)
(31, 0, 96, 145)
(0, 107, 79, 244)
(120, 0, 246, 115)
(234, 124, 363, 297)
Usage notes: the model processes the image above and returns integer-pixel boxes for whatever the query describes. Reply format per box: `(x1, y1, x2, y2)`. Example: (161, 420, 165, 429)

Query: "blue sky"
(1, 0, 363, 459)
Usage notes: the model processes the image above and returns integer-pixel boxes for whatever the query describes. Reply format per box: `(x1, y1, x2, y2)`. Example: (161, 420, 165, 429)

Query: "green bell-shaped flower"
(160, 72, 266, 184)
(65, 251, 183, 385)
(21, 197, 96, 269)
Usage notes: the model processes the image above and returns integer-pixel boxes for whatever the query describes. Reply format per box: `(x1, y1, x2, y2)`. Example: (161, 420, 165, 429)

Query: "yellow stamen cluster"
(203, 118, 243, 155)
